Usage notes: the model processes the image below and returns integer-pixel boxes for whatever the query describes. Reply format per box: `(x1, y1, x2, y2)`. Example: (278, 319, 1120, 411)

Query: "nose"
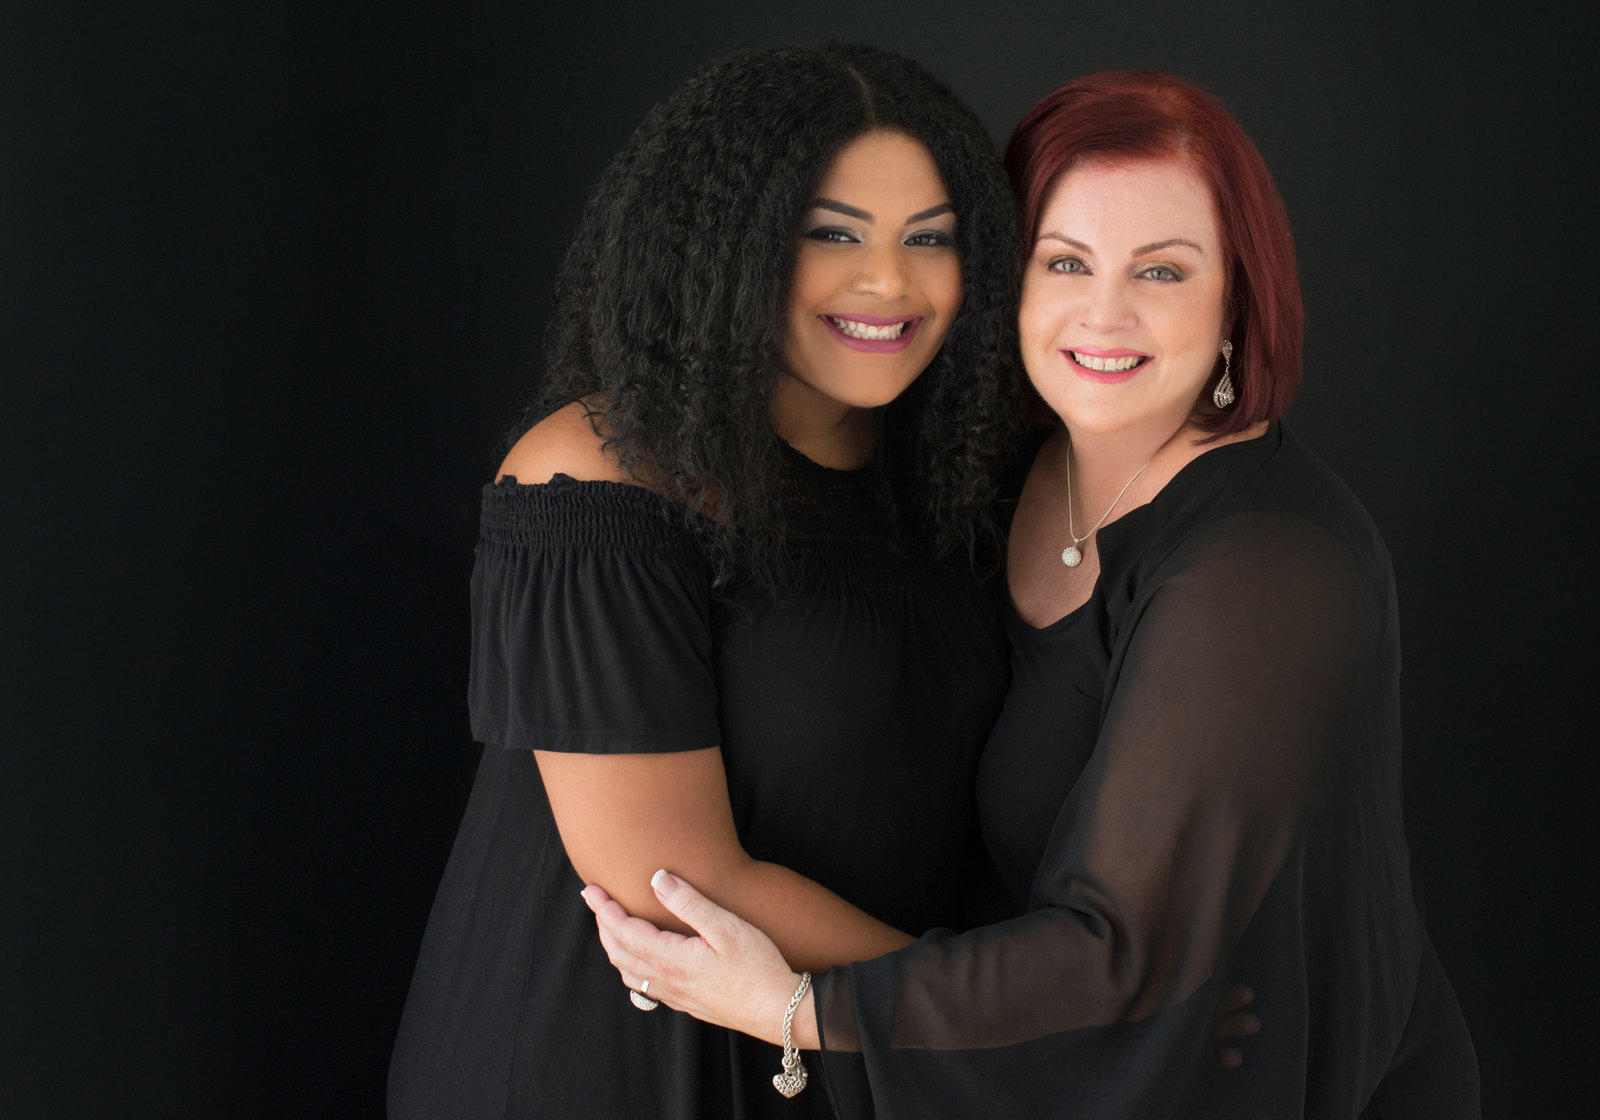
(850, 242, 910, 299)
(1078, 275, 1136, 334)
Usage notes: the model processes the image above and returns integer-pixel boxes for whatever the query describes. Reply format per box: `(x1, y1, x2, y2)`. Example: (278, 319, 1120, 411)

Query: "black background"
(3, 2, 1594, 1116)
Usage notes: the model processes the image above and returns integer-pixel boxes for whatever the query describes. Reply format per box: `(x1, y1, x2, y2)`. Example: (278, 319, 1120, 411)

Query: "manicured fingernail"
(651, 868, 676, 895)
(579, 886, 595, 904)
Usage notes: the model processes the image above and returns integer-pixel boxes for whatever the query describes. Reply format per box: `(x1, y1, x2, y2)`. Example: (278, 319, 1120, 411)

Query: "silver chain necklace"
(1061, 441, 1160, 568)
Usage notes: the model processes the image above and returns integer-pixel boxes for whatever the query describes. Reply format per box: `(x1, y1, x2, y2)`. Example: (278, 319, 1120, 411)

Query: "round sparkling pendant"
(1061, 545, 1083, 567)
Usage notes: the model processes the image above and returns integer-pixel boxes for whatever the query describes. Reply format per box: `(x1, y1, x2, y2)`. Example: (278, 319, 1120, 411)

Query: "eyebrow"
(1134, 237, 1205, 255)
(1035, 233, 1205, 256)
(812, 199, 955, 224)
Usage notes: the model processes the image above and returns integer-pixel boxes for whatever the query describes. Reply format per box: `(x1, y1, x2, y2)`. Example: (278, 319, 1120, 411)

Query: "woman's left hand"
(581, 869, 811, 1047)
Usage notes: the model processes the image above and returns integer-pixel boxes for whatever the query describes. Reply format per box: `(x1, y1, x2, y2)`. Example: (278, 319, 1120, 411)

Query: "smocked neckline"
(490, 472, 661, 495)
(480, 459, 906, 571)
(776, 439, 875, 480)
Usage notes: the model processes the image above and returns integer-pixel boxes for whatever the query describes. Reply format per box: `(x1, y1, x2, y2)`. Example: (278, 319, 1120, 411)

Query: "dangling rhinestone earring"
(1212, 340, 1235, 409)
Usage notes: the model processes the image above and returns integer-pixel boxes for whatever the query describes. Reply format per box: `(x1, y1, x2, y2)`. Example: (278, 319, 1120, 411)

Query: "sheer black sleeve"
(467, 475, 720, 754)
(814, 511, 1391, 1117)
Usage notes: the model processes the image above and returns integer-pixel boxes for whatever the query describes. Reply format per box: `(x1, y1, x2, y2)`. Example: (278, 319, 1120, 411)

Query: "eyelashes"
(1044, 255, 1187, 282)
(802, 226, 956, 247)
(805, 226, 858, 244)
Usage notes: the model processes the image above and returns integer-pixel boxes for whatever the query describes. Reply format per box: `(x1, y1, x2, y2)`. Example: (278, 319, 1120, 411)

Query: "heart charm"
(772, 1069, 808, 1098)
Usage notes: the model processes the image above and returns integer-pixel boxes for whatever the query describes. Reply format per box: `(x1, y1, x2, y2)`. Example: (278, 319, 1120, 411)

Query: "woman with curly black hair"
(388, 44, 1024, 1118)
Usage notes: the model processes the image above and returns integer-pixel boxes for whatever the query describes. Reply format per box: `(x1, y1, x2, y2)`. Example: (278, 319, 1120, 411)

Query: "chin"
(1037, 399, 1133, 436)
(1033, 379, 1180, 435)
(846, 384, 919, 410)
(835, 368, 928, 410)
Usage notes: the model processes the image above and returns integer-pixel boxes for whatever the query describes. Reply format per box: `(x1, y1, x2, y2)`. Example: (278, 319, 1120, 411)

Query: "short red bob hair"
(1005, 71, 1302, 435)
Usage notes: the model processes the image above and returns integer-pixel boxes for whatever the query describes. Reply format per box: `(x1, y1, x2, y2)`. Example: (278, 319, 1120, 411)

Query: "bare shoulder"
(495, 400, 630, 486)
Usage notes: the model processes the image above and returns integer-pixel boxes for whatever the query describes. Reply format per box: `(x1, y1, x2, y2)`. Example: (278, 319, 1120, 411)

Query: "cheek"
(1175, 279, 1227, 339)
(1167, 300, 1225, 359)
(782, 305, 810, 360)
(1017, 290, 1058, 353)
(783, 297, 821, 369)
(927, 260, 964, 319)
(787, 248, 838, 316)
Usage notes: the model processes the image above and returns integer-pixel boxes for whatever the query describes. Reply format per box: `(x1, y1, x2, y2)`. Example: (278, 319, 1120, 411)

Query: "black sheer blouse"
(813, 427, 1479, 1118)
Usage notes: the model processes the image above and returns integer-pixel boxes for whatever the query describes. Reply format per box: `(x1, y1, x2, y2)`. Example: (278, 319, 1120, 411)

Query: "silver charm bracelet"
(772, 971, 812, 1098)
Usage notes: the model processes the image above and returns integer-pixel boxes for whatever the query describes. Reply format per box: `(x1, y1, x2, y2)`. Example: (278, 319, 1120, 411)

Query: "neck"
(770, 378, 877, 469)
(1060, 415, 1272, 532)
(1065, 418, 1194, 499)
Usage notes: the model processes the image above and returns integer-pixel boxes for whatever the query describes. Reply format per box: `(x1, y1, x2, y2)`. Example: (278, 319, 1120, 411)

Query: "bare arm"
(507, 403, 912, 973)
(541, 749, 912, 973)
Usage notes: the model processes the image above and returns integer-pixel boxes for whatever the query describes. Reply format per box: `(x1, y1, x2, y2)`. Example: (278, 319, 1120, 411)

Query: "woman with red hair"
(585, 70, 1479, 1116)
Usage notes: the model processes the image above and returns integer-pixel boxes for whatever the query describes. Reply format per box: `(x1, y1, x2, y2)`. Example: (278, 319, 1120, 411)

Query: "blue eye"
(805, 226, 858, 244)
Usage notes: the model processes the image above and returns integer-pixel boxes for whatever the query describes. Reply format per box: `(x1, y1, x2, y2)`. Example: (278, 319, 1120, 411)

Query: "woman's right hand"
(581, 870, 814, 1048)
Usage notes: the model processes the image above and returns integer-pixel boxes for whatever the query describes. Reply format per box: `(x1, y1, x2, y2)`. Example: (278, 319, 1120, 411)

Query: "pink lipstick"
(821, 314, 922, 353)
(1062, 346, 1151, 384)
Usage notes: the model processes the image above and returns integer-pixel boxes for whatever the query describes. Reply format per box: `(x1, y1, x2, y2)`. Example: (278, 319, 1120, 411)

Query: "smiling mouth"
(1068, 351, 1149, 372)
(826, 316, 914, 341)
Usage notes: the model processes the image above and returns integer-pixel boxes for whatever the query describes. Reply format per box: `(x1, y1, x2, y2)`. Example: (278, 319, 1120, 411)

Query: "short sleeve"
(813, 511, 1392, 1117)
(467, 475, 720, 754)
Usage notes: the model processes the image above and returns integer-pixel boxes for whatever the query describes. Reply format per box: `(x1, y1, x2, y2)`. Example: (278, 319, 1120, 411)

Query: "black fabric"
(469, 478, 721, 754)
(389, 454, 1010, 1119)
(814, 426, 1479, 1118)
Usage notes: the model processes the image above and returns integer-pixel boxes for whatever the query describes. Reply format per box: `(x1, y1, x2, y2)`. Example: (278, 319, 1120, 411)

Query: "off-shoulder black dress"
(388, 449, 1009, 1119)
(814, 426, 1480, 1118)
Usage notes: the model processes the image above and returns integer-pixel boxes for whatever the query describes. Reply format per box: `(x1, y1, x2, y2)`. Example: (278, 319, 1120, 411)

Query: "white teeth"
(828, 316, 909, 340)
(1070, 351, 1144, 372)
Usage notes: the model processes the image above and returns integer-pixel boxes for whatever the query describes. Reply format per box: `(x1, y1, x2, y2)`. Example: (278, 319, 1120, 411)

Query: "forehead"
(1039, 157, 1219, 245)
(814, 129, 948, 200)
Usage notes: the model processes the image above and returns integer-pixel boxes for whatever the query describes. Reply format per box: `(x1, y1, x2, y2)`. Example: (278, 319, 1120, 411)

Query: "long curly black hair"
(532, 43, 1023, 587)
